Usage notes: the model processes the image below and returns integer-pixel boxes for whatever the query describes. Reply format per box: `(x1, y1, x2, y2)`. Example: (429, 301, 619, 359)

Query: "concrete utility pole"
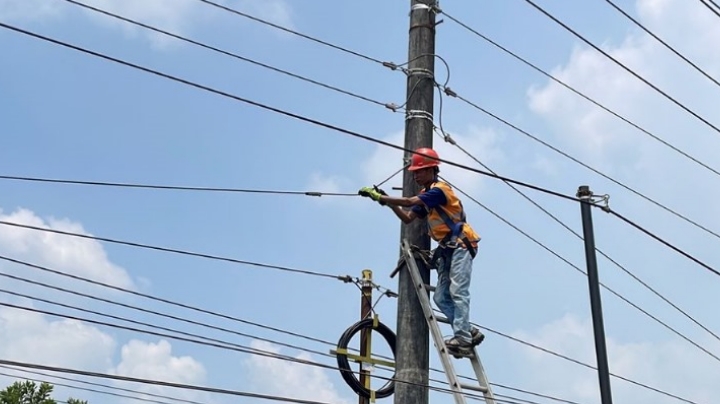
(359, 269, 373, 404)
(395, 1, 436, 404)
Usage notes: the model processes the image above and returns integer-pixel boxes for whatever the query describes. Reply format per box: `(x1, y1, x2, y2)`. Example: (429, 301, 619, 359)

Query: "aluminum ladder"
(400, 239, 496, 404)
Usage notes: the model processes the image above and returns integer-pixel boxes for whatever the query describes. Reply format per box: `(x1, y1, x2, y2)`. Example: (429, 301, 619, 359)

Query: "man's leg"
(448, 247, 473, 344)
(433, 254, 455, 324)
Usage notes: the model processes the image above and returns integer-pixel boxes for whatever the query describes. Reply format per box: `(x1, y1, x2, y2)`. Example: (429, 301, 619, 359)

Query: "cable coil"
(335, 318, 397, 399)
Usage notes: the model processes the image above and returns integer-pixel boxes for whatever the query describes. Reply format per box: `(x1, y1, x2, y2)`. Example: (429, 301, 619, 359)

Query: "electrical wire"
(0, 256, 586, 404)
(604, 0, 720, 89)
(522, 0, 720, 136)
(444, 89, 720, 242)
(0, 175, 359, 197)
(193, 0, 387, 66)
(438, 9, 720, 182)
(433, 92, 720, 344)
(0, 219, 351, 281)
(59, 0, 397, 112)
(0, 20, 582, 205)
(0, 369, 188, 404)
(469, 319, 701, 404)
(0, 359, 340, 404)
(607, 209, 720, 277)
(0, 266, 339, 361)
(0, 366, 202, 404)
(0, 254, 587, 404)
(699, 0, 720, 18)
(438, 176, 720, 365)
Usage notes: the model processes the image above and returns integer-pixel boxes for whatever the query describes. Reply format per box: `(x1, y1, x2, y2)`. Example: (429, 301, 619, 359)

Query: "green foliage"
(0, 380, 88, 404)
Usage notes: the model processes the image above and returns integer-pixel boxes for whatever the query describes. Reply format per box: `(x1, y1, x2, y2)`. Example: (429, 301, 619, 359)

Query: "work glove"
(358, 186, 387, 205)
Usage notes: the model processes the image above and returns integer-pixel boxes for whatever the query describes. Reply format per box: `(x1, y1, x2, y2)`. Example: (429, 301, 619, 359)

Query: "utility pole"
(395, 1, 436, 404)
(577, 185, 614, 404)
(359, 269, 373, 404)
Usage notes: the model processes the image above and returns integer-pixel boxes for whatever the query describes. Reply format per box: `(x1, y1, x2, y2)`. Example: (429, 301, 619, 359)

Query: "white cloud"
(510, 313, 720, 404)
(527, 0, 720, 173)
(0, 207, 136, 291)
(244, 339, 351, 404)
(0, 0, 64, 22)
(110, 339, 209, 404)
(0, 300, 116, 371)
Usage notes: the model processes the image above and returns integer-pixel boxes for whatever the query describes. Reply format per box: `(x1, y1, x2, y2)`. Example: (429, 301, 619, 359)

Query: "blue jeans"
(433, 246, 474, 343)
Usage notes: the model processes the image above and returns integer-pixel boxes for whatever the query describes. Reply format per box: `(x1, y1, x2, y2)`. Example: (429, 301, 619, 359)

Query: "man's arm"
(377, 195, 425, 223)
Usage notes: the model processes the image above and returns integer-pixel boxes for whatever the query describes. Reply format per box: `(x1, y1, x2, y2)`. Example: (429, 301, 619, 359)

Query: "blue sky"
(1, 0, 720, 403)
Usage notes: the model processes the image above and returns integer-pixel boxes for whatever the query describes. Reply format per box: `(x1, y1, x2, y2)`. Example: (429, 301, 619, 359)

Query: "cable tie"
(410, 3, 432, 14)
(305, 191, 322, 197)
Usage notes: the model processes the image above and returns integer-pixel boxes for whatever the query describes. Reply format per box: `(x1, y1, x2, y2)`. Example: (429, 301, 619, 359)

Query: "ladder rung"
(435, 315, 450, 324)
(425, 283, 436, 292)
(460, 383, 488, 394)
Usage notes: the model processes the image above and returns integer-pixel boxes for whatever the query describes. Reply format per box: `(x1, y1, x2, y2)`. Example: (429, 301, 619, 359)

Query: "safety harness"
(429, 201, 477, 271)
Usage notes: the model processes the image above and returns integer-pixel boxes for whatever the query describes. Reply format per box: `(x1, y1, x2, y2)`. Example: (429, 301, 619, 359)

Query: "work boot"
(471, 327, 485, 346)
(445, 336, 472, 358)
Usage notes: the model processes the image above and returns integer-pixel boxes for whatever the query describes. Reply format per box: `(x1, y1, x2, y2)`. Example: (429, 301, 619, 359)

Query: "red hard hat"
(408, 147, 440, 171)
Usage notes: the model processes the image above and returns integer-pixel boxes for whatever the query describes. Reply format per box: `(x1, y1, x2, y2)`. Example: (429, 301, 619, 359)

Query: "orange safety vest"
(420, 181, 481, 246)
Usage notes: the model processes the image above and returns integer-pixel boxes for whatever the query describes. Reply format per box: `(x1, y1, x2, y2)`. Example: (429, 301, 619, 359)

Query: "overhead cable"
(433, 93, 720, 343)
(439, 177, 720, 365)
(438, 9, 720, 181)
(59, 0, 398, 112)
(604, 0, 720, 89)
(0, 219, 352, 281)
(699, 0, 720, 18)
(0, 255, 586, 404)
(607, 209, 720, 277)
(0, 174, 359, 197)
(442, 88, 720, 241)
(0, 369, 186, 404)
(193, 0, 388, 66)
(0, 366, 203, 404)
(470, 318, 701, 404)
(523, 0, 720, 136)
(0, 21, 580, 205)
(0, 359, 341, 404)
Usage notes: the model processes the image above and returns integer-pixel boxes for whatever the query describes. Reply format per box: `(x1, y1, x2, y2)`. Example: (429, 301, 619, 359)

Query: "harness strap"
(432, 204, 476, 258)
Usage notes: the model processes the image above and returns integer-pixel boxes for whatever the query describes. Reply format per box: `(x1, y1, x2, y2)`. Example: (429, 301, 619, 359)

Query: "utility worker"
(358, 147, 484, 357)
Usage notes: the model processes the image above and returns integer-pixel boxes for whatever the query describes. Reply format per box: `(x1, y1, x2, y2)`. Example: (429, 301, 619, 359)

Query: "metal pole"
(395, 2, 436, 404)
(359, 269, 373, 404)
(577, 185, 614, 404)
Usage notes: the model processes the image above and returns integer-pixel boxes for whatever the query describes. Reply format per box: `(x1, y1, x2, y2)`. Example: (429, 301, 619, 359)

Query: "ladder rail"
(401, 240, 468, 404)
(401, 239, 497, 404)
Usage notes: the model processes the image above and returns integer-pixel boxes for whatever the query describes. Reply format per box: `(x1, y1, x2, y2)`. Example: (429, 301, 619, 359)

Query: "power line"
(0, 20, 582, 205)
(699, 0, 720, 19)
(194, 0, 388, 66)
(0, 265, 340, 361)
(607, 209, 720, 277)
(0, 366, 203, 404)
(442, 88, 720, 242)
(471, 319, 701, 404)
(439, 176, 720, 365)
(0, 174, 359, 197)
(0, 219, 353, 281)
(0, 359, 341, 404)
(0, 254, 586, 404)
(604, 0, 720, 89)
(59, 0, 398, 112)
(0, 253, 587, 404)
(523, 0, 720, 136)
(433, 97, 720, 344)
(438, 8, 720, 182)
(0, 369, 190, 404)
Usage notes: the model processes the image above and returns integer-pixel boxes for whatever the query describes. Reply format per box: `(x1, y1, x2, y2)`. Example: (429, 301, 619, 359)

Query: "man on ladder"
(359, 147, 484, 357)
